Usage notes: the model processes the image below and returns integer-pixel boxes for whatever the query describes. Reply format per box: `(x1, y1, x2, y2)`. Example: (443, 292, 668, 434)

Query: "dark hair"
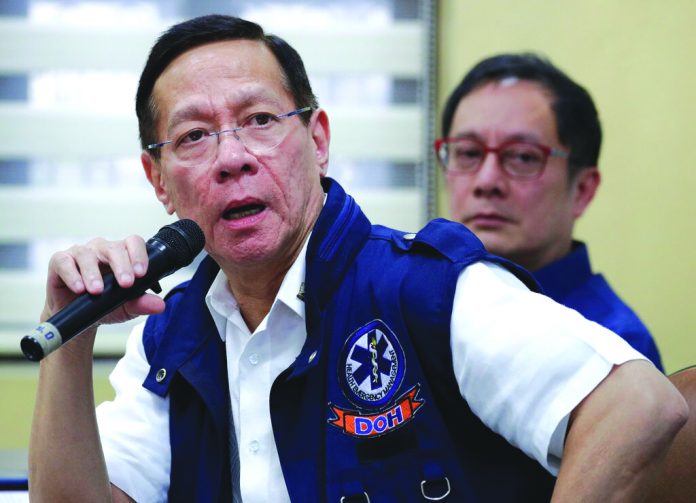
(135, 14, 318, 155)
(441, 53, 602, 179)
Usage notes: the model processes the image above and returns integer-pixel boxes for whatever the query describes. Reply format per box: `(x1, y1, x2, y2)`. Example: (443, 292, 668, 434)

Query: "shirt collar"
(205, 236, 309, 341)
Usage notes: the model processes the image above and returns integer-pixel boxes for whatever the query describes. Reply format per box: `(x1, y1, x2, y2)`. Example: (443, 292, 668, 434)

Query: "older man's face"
(446, 80, 587, 271)
(142, 39, 329, 272)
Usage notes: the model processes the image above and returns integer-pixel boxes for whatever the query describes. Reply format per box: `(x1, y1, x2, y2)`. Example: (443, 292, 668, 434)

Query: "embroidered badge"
(339, 319, 405, 409)
(328, 385, 424, 437)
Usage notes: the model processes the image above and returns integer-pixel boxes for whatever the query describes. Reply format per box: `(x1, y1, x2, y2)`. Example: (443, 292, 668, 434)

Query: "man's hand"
(42, 235, 165, 329)
(29, 235, 166, 502)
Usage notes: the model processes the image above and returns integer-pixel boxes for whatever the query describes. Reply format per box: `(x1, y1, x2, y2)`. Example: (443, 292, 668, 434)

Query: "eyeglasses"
(147, 106, 312, 167)
(434, 137, 569, 179)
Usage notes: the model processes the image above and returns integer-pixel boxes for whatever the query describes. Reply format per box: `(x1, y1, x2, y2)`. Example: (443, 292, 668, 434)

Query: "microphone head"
(154, 219, 205, 268)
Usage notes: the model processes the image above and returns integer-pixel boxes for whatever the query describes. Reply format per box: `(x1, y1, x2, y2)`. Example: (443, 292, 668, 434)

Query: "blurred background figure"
(435, 1, 696, 376)
(437, 53, 663, 369)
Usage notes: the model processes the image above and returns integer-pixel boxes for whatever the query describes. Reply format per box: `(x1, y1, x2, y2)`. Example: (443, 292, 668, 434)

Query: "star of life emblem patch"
(328, 384, 424, 437)
(339, 319, 406, 409)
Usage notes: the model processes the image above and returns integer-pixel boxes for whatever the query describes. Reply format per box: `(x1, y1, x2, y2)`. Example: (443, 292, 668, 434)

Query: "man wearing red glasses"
(438, 53, 663, 369)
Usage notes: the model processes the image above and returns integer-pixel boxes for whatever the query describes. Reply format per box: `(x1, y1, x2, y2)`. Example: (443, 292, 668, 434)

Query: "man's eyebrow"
(235, 92, 289, 113)
(166, 93, 287, 131)
(450, 131, 481, 140)
(167, 105, 210, 132)
(500, 132, 546, 144)
(451, 131, 546, 144)
(502, 133, 553, 145)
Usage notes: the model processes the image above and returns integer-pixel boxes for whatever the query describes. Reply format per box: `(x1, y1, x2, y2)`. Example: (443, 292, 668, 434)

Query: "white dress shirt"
(204, 240, 308, 503)
(97, 245, 645, 502)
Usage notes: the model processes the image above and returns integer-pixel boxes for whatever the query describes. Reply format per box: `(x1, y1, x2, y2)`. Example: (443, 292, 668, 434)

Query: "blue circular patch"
(339, 319, 406, 409)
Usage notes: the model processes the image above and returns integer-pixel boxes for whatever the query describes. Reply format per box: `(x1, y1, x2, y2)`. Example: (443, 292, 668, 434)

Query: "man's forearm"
(28, 329, 113, 502)
(552, 360, 688, 502)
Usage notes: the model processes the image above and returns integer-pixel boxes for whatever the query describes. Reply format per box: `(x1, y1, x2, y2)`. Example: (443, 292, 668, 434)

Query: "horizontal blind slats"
(0, 11, 430, 357)
(0, 20, 423, 75)
(0, 187, 422, 239)
(0, 104, 423, 160)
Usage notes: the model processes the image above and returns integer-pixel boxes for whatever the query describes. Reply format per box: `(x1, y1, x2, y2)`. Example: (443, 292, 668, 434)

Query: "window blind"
(0, 0, 435, 355)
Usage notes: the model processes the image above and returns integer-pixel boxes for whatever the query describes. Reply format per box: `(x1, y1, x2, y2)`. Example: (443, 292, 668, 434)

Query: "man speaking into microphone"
(28, 14, 687, 503)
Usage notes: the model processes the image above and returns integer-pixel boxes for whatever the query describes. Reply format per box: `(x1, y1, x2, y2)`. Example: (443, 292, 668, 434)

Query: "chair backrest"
(648, 365, 696, 502)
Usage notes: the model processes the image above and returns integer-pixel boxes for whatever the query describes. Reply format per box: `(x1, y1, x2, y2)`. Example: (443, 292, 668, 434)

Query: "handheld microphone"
(20, 219, 205, 362)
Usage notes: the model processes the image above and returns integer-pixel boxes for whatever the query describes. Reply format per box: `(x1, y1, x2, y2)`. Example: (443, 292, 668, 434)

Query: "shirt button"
(155, 368, 167, 382)
(403, 233, 416, 240)
(308, 350, 317, 364)
(249, 440, 260, 453)
(248, 353, 259, 365)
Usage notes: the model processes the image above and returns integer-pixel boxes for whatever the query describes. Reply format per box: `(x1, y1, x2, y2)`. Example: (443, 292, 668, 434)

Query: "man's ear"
(141, 152, 175, 215)
(310, 109, 330, 176)
(571, 167, 600, 220)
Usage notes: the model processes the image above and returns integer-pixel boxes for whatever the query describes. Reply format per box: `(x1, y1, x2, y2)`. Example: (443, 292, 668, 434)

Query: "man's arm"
(28, 237, 163, 502)
(552, 360, 689, 502)
(30, 331, 134, 502)
(29, 328, 114, 502)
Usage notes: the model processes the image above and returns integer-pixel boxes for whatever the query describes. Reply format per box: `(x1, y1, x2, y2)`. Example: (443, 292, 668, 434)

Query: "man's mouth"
(472, 213, 507, 221)
(222, 204, 266, 220)
(466, 213, 510, 228)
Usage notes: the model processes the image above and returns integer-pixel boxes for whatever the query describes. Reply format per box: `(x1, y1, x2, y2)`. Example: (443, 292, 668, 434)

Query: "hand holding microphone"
(21, 219, 205, 361)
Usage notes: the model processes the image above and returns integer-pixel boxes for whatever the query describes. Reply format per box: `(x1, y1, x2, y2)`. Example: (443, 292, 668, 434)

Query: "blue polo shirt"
(533, 241, 663, 371)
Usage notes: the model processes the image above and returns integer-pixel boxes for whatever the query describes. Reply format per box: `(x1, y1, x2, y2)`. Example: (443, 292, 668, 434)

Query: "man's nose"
(473, 151, 508, 196)
(212, 132, 257, 180)
(217, 129, 246, 153)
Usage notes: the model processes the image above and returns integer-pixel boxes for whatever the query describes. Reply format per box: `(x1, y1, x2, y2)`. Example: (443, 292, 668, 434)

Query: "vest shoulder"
(369, 218, 487, 262)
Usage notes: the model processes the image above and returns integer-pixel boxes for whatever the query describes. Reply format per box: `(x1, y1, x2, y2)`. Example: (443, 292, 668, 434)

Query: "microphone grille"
(155, 219, 205, 267)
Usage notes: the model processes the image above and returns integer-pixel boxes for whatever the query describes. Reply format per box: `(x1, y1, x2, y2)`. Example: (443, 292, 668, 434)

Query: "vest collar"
(291, 177, 372, 377)
(143, 255, 221, 396)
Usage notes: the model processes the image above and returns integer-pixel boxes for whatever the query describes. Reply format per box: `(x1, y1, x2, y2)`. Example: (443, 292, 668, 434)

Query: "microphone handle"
(21, 239, 174, 361)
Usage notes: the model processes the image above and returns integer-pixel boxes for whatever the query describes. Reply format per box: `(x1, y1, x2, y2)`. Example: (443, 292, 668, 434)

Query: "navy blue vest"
(141, 178, 555, 502)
